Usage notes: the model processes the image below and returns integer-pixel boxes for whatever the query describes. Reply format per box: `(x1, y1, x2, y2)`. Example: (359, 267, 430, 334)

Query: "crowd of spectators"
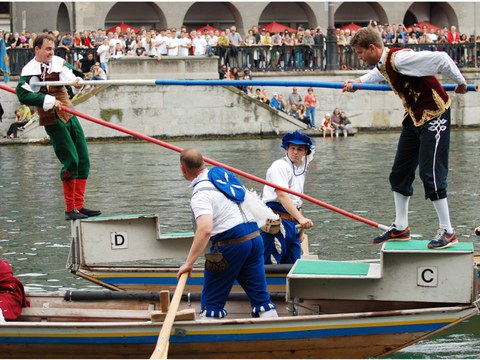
(2, 21, 478, 76)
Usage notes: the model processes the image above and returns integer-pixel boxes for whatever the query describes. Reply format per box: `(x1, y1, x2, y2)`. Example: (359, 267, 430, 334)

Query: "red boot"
(75, 178, 102, 217)
(62, 179, 87, 220)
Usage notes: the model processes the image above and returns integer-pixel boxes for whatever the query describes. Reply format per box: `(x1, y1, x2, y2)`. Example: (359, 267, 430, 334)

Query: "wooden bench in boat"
(287, 240, 475, 304)
(18, 306, 196, 322)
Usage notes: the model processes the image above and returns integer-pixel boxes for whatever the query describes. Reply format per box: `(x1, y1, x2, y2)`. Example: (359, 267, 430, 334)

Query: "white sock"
(433, 198, 453, 233)
(393, 192, 410, 230)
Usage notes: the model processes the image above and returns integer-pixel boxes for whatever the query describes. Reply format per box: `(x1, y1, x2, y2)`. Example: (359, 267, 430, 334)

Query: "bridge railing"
(4, 42, 477, 77)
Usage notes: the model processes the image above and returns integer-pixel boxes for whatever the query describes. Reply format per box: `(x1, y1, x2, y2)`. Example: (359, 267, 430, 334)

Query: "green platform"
(291, 260, 371, 276)
(383, 240, 474, 252)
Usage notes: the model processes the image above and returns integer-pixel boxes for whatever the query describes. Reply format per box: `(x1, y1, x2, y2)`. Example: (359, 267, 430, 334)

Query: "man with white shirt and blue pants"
(178, 148, 277, 320)
(343, 25, 468, 249)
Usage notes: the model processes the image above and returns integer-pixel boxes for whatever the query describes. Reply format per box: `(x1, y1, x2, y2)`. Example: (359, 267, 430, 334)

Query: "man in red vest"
(342, 25, 467, 249)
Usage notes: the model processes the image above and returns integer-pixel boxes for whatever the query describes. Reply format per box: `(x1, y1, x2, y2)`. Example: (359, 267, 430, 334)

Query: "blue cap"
(281, 131, 314, 155)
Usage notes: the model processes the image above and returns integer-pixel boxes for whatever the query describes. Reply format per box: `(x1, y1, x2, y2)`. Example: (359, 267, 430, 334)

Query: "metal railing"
(4, 42, 478, 76)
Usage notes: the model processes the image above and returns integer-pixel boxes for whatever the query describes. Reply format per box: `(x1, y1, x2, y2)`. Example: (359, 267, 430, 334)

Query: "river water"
(1, 130, 479, 358)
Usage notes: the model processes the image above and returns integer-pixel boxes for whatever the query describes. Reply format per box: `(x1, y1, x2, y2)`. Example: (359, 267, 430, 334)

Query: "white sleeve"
(359, 67, 386, 83)
(393, 50, 466, 84)
(60, 65, 83, 94)
(43, 95, 56, 111)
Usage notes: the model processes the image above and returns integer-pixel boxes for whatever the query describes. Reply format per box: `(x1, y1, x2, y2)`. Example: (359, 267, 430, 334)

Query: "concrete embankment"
(1, 56, 479, 144)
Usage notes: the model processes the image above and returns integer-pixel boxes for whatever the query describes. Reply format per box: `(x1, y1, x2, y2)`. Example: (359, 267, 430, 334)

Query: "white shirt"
(167, 37, 179, 56)
(97, 44, 110, 63)
(192, 37, 207, 56)
(190, 169, 255, 236)
(360, 48, 466, 85)
(178, 37, 191, 57)
(262, 156, 306, 208)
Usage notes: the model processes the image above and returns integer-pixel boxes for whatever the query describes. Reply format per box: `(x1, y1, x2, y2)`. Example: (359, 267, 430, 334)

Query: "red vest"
(380, 47, 450, 126)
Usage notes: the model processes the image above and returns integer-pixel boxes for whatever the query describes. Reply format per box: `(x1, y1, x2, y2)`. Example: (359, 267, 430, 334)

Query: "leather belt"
(273, 210, 297, 222)
(216, 231, 260, 247)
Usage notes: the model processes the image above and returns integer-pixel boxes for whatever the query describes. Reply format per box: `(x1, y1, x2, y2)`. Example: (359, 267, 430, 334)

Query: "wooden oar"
(150, 272, 188, 359)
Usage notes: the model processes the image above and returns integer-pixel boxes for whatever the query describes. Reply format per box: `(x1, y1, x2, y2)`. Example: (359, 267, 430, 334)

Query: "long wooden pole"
(150, 272, 188, 359)
(0, 83, 389, 231)
(29, 79, 478, 92)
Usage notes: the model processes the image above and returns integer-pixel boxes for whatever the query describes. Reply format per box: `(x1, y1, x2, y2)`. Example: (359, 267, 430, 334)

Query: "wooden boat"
(3, 238, 479, 359)
(2, 213, 478, 358)
(1, 293, 476, 359)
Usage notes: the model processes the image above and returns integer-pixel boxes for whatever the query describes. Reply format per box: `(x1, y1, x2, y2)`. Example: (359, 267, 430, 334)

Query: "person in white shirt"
(178, 31, 191, 56)
(96, 37, 110, 72)
(261, 131, 315, 264)
(192, 33, 207, 56)
(166, 30, 179, 56)
(343, 24, 468, 250)
(178, 148, 277, 320)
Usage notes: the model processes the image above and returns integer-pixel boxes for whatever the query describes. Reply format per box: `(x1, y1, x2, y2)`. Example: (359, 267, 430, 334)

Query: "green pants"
(44, 116, 90, 181)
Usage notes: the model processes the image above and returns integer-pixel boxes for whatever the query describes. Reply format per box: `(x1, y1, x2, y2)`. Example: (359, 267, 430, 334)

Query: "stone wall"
(1, 57, 479, 142)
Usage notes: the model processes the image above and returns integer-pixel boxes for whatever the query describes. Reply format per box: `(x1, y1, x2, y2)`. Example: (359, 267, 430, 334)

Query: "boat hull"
(1, 306, 476, 359)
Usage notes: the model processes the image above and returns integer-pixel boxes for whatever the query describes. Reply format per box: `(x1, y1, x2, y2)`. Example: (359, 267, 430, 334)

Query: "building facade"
(8, 2, 480, 37)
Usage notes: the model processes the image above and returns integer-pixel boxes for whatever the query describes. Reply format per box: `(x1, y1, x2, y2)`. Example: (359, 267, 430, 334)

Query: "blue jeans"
(306, 107, 316, 128)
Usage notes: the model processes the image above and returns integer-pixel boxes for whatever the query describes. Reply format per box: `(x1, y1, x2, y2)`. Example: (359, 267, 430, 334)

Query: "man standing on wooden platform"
(16, 34, 101, 221)
(342, 25, 467, 249)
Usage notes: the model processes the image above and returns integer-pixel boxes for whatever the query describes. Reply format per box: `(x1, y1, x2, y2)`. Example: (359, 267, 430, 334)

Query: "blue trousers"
(261, 218, 301, 265)
(202, 223, 275, 318)
(306, 107, 316, 128)
(390, 110, 450, 201)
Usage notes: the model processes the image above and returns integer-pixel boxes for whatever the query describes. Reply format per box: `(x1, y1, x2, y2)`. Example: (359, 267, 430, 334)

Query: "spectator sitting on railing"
(277, 94, 287, 113)
(270, 92, 280, 110)
(288, 104, 298, 120)
(91, 62, 107, 80)
(296, 104, 310, 127)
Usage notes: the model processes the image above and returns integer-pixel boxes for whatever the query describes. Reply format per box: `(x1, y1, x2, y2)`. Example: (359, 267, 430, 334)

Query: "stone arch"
(56, 3, 71, 33)
(104, 2, 167, 30)
(258, 2, 317, 30)
(183, 2, 243, 33)
(335, 2, 388, 27)
(404, 2, 457, 28)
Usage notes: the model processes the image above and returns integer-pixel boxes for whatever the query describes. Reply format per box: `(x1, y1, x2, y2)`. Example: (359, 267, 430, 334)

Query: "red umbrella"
(197, 24, 221, 34)
(106, 22, 139, 34)
(259, 22, 296, 34)
(416, 21, 441, 32)
(340, 23, 362, 32)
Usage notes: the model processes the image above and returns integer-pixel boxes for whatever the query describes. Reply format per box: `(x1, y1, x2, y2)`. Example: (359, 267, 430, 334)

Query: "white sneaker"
(259, 309, 278, 318)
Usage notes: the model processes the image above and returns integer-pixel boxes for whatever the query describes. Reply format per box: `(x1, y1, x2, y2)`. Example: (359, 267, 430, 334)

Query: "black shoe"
(372, 224, 411, 244)
(65, 209, 88, 221)
(78, 208, 102, 217)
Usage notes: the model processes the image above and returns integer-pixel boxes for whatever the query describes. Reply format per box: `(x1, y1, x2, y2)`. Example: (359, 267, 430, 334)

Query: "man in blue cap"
(261, 131, 315, 264)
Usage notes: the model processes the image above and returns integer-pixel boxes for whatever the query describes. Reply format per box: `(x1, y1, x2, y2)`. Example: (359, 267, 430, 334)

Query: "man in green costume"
(16, 34, 101, 220)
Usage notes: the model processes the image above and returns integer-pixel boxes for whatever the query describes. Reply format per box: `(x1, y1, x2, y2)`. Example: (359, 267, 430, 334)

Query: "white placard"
(417, 266, 438, 287)
(110, 232, 128, 249)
